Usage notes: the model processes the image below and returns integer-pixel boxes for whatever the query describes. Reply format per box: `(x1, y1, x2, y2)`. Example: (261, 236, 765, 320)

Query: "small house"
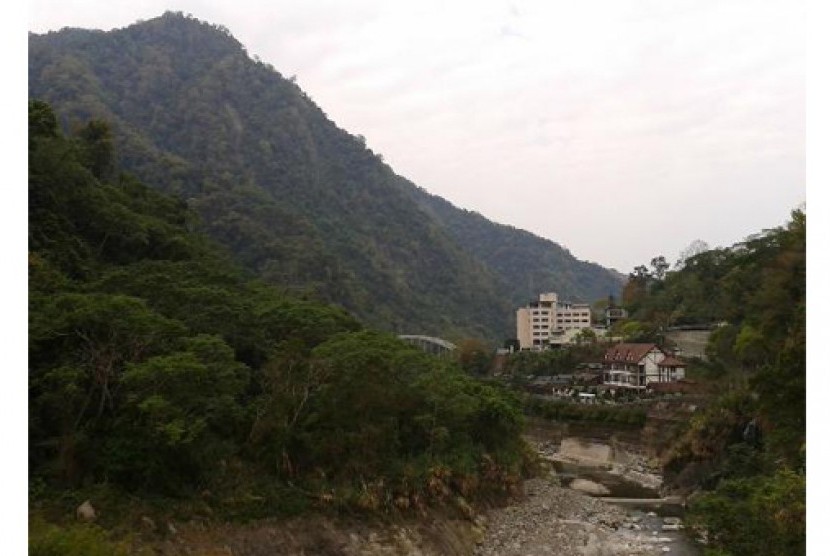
(602, 343, 686, 389)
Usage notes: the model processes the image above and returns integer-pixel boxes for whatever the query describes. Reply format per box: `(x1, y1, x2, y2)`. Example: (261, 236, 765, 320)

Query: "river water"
(552, 460, 700, 555)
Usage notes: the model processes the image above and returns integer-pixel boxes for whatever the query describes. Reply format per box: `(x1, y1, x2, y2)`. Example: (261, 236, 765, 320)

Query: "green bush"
(524, 397, 646, 426)
(686, 467, 805, 556)
(29, 519, 135, 556)
(247, 330, 527, 509)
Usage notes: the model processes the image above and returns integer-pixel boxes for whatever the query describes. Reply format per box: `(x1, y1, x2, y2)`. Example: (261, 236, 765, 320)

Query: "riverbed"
(522, 418, 702, 555)
(473, 477, 695, 556)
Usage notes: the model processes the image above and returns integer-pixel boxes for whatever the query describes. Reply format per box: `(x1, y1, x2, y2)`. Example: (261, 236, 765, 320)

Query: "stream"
(527, 418, 702, 555)
(552, 461, 699, 555)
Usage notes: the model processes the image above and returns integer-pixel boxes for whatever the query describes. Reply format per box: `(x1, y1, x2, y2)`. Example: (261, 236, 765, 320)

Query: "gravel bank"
(473, 478, 675, 556)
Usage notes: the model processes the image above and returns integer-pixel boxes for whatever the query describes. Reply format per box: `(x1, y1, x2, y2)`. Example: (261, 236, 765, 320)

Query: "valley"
(26, 11, 805, 556)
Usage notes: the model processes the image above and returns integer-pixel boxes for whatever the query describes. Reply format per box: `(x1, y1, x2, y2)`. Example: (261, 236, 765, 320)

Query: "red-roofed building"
(602, 343, 686, 389)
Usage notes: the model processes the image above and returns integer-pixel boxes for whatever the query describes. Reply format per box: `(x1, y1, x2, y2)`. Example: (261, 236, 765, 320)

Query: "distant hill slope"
(403, 183, 625, 309)
(29, 11, 623, 340)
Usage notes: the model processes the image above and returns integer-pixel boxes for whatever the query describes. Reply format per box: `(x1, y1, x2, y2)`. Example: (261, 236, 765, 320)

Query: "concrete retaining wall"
(666, 330, 712, 360)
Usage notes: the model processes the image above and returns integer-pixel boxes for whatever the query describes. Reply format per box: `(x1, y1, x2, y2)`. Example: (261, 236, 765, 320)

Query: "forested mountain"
(406, 185, 625, 308)
(29, 99, 529, 549)
(28, 11, 623, 340)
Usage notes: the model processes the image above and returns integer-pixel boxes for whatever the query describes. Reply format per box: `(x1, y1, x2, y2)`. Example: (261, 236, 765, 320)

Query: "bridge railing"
(398, 335, 457, 356)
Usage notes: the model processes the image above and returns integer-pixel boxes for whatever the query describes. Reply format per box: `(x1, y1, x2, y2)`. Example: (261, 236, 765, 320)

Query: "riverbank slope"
(114, 476, 678, 555)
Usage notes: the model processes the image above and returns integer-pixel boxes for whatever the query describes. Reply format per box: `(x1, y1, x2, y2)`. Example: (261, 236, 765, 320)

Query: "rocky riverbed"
(473, 477, 683, 556)
(533, 438, 664, 493)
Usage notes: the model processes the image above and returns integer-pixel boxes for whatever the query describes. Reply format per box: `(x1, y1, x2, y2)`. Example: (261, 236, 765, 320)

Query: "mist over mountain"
(29, 11, 623, 340)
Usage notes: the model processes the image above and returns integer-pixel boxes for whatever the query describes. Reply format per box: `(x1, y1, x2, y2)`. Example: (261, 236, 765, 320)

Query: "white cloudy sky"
(28, 0, 806, 272)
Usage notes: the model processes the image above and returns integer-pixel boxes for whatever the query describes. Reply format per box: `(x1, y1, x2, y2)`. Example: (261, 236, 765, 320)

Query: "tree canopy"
(620, 210, 806, 555)
(29, 101, 529, 524)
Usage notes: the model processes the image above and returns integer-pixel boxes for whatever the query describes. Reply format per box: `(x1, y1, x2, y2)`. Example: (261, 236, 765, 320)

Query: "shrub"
(686, 467, 805, 556)
(29, 519, 136, 556)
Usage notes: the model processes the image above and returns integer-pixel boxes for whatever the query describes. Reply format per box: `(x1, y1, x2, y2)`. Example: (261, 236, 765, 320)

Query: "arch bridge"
(398, 335, 457, 356)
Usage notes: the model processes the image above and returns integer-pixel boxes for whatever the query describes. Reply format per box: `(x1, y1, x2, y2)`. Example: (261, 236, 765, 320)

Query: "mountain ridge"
(29, 11, 624, 340)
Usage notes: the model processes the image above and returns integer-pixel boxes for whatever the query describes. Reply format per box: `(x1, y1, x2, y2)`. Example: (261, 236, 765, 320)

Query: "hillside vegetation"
(28, 100, 531, 551)
(406, 185, 625, 311)
(617, 211, 805, 555)
(28, 11, 623, 341)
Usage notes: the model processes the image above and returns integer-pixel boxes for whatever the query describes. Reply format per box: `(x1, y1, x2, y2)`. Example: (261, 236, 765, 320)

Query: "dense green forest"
(28, 12, 623, 341)
(617, 211, 806, 555)
(405, 186, 625, 310)
(28, 100, 531, 551)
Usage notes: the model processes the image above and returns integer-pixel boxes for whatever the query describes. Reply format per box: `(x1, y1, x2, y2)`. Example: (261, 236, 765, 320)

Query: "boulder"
(141, 516, 156, 531)
(558, 438, 613, 466)
(663, 516, 682, 525)
(568, 479, 611, 496)
(76, 500, 96, 521)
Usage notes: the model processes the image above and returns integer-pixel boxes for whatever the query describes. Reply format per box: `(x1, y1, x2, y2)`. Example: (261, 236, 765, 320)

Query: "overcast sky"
(28, 0, 805, 273)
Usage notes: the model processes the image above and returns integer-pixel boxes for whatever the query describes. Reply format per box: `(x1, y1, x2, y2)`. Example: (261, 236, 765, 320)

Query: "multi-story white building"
(516, 292, 593, 350)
